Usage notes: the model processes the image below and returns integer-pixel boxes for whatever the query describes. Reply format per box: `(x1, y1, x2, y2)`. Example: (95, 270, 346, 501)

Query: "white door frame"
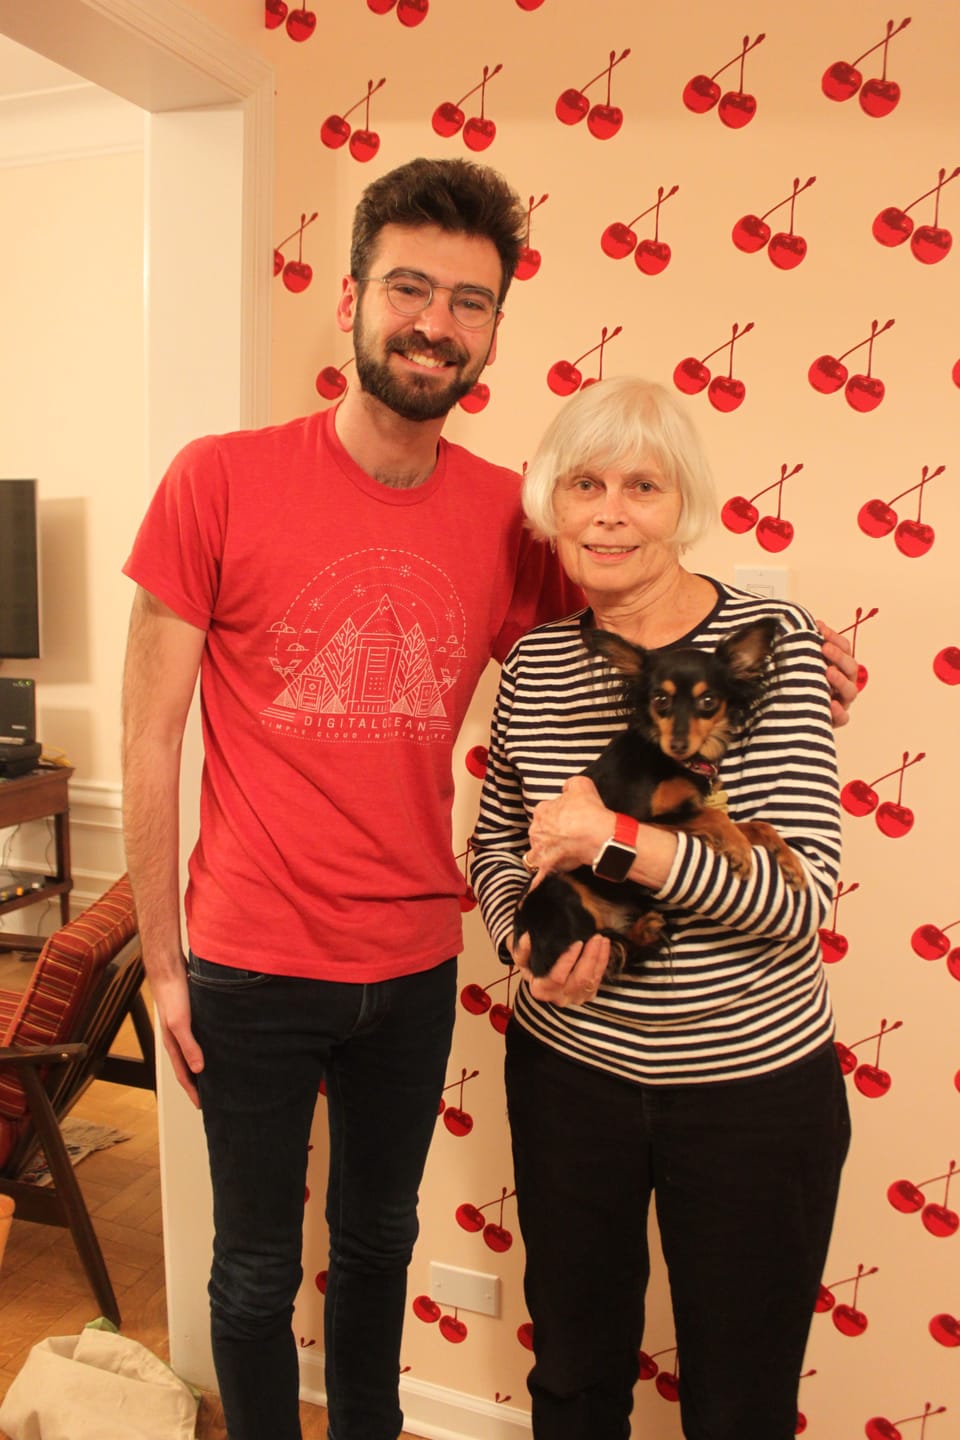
(0, 0, 273, 1387)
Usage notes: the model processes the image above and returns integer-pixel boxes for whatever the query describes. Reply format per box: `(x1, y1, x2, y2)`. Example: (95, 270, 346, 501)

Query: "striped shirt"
(470, 582, 842, 1086)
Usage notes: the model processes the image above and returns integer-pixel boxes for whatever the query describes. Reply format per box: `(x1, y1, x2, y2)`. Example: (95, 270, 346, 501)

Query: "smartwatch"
(591, 813, 639, 882)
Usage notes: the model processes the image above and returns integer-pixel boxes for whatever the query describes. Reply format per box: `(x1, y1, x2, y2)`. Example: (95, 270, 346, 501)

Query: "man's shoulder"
(440, 436, 521, 490)
(177, 412, 319, 466)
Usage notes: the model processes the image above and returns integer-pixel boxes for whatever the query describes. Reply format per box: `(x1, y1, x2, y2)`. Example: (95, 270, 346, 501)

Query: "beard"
(352, 310, 491, 422)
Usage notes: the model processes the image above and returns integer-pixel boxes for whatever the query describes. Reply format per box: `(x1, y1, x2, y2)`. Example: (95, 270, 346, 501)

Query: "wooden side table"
(0, 765, 74, 951)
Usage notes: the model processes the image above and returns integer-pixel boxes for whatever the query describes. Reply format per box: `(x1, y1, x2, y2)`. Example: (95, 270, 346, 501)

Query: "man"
(121, 157, 856, 1440)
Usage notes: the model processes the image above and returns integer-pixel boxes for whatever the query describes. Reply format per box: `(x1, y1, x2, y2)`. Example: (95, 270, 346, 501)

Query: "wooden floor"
(0, 957, 419, 1439)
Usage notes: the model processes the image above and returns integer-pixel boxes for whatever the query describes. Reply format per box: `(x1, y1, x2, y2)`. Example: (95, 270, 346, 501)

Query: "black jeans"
(187, 953, 457, 1440)
(505, 1021, 850, 1440)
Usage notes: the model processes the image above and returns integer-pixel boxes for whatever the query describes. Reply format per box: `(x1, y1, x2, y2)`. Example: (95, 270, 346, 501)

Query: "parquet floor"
(0, 961, 419, 1439)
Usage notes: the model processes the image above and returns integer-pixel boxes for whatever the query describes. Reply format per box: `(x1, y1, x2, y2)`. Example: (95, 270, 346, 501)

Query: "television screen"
(0, 479, 41, 659)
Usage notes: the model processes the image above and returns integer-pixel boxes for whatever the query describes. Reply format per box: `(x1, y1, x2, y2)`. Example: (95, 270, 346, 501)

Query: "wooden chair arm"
(0, 1042, 87, 1068)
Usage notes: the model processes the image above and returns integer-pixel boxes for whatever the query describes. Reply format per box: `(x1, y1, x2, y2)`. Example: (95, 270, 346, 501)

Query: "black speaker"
(0, 740, 41, 777)
(0, 676, 36, 743)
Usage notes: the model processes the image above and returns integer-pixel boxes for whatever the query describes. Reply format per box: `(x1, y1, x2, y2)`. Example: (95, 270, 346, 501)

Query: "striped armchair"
(0, 875, 155, 1323)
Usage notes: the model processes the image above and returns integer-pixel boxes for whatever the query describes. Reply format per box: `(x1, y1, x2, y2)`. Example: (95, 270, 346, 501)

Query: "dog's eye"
(696, 691, 721, 716)
(651, 693, 672, 717)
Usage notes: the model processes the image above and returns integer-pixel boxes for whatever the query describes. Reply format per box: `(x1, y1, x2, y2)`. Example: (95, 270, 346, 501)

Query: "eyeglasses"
(363, 269, 500, 330)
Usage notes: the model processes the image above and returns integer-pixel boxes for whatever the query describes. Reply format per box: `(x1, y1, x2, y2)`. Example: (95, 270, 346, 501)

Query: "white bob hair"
(522, 375, 719, 551)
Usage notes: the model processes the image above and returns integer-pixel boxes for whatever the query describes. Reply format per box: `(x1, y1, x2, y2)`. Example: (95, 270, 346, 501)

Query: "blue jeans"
(505, 1022, 851, 1440)
(187, 953, 457, 1440)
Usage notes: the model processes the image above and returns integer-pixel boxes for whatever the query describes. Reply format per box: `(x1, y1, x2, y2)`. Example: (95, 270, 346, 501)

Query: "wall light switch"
(733, 566, 790, 600)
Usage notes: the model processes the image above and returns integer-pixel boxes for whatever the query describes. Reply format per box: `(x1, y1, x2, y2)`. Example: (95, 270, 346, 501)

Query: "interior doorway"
(0, 0, 273, 1389)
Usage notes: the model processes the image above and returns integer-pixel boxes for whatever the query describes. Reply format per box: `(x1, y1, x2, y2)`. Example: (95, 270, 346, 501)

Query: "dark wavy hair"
(350, 157, 527, 304)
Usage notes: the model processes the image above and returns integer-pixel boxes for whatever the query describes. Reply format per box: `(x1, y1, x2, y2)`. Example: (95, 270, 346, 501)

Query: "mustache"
(386, 332, 467, 366)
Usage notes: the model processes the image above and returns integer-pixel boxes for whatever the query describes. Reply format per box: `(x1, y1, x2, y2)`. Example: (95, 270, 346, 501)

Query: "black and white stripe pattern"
(470, 582, 842, 1086)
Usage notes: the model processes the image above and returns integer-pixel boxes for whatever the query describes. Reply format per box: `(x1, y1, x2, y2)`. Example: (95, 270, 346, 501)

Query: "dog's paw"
(627, 909, 667, 949)
(740, 821, 806, 890)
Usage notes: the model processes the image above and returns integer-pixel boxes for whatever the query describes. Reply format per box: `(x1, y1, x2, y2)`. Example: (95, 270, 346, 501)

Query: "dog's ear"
(585, 627, 650, 677)
(716, 618, 781, 682)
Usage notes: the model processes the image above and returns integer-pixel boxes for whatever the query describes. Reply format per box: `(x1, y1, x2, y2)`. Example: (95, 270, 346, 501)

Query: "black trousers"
(505, 1021, 850, 1440)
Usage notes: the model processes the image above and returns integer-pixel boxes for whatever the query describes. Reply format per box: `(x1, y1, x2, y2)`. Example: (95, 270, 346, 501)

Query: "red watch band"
(613, 813, 639, 847)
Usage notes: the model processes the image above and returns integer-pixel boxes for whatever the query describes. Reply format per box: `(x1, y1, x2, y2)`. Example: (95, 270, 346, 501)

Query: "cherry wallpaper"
(187, 1, 957, 1434)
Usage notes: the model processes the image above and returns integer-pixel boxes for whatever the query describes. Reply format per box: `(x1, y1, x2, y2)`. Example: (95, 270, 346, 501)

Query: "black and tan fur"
(517, 617, 806, 978)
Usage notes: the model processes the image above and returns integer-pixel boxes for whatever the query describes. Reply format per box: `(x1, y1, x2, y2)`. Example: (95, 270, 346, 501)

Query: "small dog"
(516, 618, 806, 978)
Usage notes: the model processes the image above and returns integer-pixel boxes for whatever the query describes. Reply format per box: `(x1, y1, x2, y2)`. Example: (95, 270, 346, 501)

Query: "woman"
(470, 377, 850, 1440)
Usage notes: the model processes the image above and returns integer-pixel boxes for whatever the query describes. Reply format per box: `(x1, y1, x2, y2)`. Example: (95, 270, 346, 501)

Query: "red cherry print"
(264, 0, 288, 30)
(440, 1068, 478, 1136)
(515, 0, 546, 9)
(455, 1201, 484, 1231)
(734, 178, 815, 268)
(919, 1160, 959, 1237)
(517, 1322, 534, 1350)
(933, 646, 960, 684)
(930, 1312, 960, 1347)
(439, 1312, 468, 1343)
(829, 607, 877, 695)
(516, 193, 549, 280)
(911, 920, 957, 960)
(860, 466, 944, 556)
(821, 18, 910, 112)
(875, 167, 959, 263)
(314, 1268, 327, 1292)
(675, 322, 753, 411)
(412, 1294, 441, 1323)
(844, 752, 923, 836)
(683, 34, 764, 126)
(557, 49, 630, 138)
(809, 318, 894, 405)
(834, 1040, 856, 1075)
(322, 79, 386, 162)
(866, 1404, 946, 1440)
(601, 184, 679, 272)
(275, 212, 318, 292)
(888, 1177, 925, 1214)
(285, 6, 316, 42)
(397, 0, 428, 26)
(465, 745, 488, 779)
(316, 356, 355, 401)
(458, 382, 490, 414)
(836, 1019, 901, 1096)
(820, 880, 859, 963)
(587, 50, 631, 139)
(548, 325, 622, 395)
(819, 1263, 877, 1336)
(435, 64, 502, 151)
(723, 463, 800, 541)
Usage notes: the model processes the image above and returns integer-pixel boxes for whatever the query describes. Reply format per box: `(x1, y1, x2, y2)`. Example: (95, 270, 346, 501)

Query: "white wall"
(0, 92, 144, 910)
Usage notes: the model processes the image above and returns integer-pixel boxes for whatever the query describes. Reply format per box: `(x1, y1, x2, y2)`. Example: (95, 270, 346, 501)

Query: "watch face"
(593, 839, 636, 883)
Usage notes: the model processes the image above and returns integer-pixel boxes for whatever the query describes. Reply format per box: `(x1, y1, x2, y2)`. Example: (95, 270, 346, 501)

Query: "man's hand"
(818, 620, 859, 729)
(149, 961, 204, 1108)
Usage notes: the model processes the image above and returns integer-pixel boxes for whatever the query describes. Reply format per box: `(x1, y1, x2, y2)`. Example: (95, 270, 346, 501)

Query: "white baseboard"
(298, 1350, 532, 1439)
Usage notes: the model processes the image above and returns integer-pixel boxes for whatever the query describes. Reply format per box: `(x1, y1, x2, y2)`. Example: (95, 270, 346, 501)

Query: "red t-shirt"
(124, 406, 579, 981)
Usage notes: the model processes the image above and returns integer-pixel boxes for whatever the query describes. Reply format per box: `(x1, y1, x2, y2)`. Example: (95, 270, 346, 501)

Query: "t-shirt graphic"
(260, 548, 467, 744)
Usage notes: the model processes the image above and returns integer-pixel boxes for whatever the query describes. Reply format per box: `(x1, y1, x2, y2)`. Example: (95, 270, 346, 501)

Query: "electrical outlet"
(733, 565, 790, 600)
(429, 1262, 501, 1317)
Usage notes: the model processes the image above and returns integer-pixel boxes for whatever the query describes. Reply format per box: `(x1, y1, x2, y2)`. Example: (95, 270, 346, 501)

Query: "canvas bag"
(0, 1326, 197, 1439)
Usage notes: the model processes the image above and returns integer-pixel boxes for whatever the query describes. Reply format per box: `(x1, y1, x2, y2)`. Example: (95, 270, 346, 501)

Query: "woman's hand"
(524, 774, 611, 874)
(513, 928, 610, 1006)
(817, 620, 859, 728)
